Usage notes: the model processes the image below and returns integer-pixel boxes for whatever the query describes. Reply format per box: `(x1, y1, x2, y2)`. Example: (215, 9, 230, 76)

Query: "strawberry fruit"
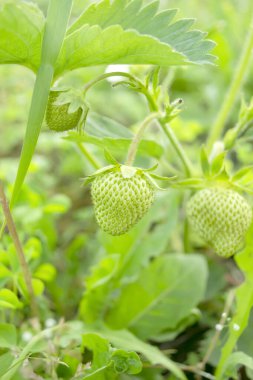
(46, 90, 82, 132)
(90, 165, 155, 235)
(187, 188, 252, 257)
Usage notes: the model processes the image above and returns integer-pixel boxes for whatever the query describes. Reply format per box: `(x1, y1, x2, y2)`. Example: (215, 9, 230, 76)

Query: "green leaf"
(55, 25, 186, 76)
(81, 333, 142, 378)
(0, 289, 23, 309)
(67, 0, 215, 65)
(215, 223, 253, 378)
(80, 193, 180, 323)
(219, 352, 253, 380)
(9, 0, 73, 209)
(0, 1, 44, 71)
(79, 255, 120, 322)
(0, 323, 17, 348)
(43, 194, 71, 214)
(105, 254, 208, 339)
(111, 349, 142, 375)
(65, 116, 164, 159)
(0, 264, 11, 279)
(34, 263, 56, 283)
(93, 325, 186, 380)
(0, 353, 14, 378)
(82, 333, 111, 370)
(18, 277, 44, 298)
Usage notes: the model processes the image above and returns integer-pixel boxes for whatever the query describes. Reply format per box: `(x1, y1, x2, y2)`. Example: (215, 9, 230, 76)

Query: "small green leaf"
(34, 263, 56, 283)
(0, 264, 11, 279)
(0, 324, 17, 348)
(111, 349, 142, 375)
(200, 146, 210, 177)
(0, 289, 23, 310)
(43, 194, 71, 214)
(18, 277, 44, 298)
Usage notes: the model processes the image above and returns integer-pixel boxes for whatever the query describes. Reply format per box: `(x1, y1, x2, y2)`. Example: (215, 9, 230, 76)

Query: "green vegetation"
(1, 0, 253, 379)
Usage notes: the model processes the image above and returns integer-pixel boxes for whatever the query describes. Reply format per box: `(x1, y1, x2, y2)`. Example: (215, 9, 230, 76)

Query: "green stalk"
(0, 182, 38, 318)
(158, 118, 193, 177)
(83, 71, 193, 177)
(125, 113, 160, 166)
(207, 22, 253, 150)
(9, 0, 73, 208)
(77, 143, 100, 169)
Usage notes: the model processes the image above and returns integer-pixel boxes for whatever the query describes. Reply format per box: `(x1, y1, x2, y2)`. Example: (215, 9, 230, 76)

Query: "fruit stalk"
(207, 21, 253, 150)
(126, 113, 160, 166)
(158, 118, 193, 177)
(0, 182, 38, 318)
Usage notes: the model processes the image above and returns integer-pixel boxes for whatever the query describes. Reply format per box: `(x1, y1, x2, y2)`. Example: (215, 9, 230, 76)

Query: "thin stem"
(198, 290, 235, 371)
(0, 182, 39, 318)
(83, 70, 193, 177)
(77, 143, 100, 169)
(207, 21, 253, 150)
(159, 118, 193, 177)
(83, 72, 140, 95)
(125, 113, 160, 166)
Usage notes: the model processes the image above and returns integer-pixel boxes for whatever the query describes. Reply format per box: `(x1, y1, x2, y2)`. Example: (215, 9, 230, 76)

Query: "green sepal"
(149, 173, 177, 181)
(82, 165, 116, 185)
(232, 166, 253, 182)
(51, 87, 88, 114)
(104, 149, 119, 165)
(200, 145, 210, 177)
(210, 151, 226, 176)
(144, 173, 167, 191)
(172, 178, 204, 189)
(141, 163, 159, 172)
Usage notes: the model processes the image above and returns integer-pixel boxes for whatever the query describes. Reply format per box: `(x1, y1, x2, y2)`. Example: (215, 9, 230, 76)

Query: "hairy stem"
(207, 22, 253, 150)
(125, 113, 160, 166)
(199, 290, 235, 371)
(77, 143, 100, 169)
(158, 118, 193, 177)
(83, 70, 193, 176)
(83, 72, 140, 95)
(0, 182, 38, 318)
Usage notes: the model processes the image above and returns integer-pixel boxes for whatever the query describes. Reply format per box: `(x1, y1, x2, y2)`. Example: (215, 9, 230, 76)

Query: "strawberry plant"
(1, 0, 253, 379)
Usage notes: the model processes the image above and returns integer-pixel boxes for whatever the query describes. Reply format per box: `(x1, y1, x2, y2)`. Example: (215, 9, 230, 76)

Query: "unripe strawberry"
(46, 91, 82, 132)
(91, 167, 155, 235)
(187, 188, 252, 257)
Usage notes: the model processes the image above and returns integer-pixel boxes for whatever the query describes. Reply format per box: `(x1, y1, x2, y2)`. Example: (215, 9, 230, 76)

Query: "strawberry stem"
(207, 21, 253, 150)
(0, 182, 39, 319)
(125, 113, 161, 166)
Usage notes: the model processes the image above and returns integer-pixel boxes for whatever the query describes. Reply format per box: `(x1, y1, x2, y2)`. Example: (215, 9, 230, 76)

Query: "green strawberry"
(90, 166, 155, 235)
(46, 90, 82, 132)
(187, 188, 252, 257)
